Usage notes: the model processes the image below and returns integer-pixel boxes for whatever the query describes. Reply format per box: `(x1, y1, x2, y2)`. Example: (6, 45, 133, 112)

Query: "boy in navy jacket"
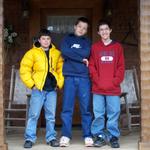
(59, 17, 93, 147)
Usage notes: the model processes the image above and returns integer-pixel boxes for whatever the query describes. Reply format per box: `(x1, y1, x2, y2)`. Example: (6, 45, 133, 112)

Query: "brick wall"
(139, 0, 150, 149)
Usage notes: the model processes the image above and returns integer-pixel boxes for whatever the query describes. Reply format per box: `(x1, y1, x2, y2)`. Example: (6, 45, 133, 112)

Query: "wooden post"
(0, 0, 8, 149)
(139, 0, 150, 149)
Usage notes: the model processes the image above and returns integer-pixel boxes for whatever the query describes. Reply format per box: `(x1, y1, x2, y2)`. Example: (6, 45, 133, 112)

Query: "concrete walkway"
(6, 128, 139, 150)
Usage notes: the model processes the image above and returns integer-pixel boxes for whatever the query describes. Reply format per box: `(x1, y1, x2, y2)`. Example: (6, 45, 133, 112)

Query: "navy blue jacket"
(60, 34, 91, 77)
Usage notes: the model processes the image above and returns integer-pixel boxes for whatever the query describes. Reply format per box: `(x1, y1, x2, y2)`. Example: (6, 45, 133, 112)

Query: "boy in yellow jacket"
(20, 29, 64, 148)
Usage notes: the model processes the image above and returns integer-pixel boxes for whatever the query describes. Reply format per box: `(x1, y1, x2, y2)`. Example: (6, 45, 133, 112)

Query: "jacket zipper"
(40, 49, 48, 90)
(50, 49, 53, 72)
(51, 57, 53, 71)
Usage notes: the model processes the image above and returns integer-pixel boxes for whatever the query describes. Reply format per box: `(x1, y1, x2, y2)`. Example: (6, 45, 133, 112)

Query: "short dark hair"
(33, 29, 51, 47)
(75, 17, 89, 25)
(37, 28, 51, 39)
(97, 19, 111, 31)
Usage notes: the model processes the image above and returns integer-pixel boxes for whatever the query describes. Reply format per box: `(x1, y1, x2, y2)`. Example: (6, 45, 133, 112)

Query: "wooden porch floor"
(6, 128, 139, 150)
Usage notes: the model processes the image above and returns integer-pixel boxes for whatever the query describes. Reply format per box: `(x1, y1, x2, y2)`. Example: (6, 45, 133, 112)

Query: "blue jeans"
(61, 76, 92, 138)
(24, 89, 57, 143)
(91, 94, 120, 140)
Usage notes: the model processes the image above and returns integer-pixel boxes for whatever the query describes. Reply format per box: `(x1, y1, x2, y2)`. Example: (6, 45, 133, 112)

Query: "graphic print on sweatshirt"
(100, 50, 114, 64)
(71, 43, 82, 49)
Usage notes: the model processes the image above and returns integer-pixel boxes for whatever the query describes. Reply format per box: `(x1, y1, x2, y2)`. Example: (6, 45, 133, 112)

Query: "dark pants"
(61, 76, 92, 138)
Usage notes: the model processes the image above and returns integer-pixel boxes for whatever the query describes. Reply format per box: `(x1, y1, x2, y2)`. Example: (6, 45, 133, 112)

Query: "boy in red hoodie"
(89, 19, 125, 148)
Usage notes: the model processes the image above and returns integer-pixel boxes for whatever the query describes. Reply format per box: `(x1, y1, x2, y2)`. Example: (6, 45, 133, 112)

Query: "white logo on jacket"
(101, 56, 113, 61)
(71, 44, 81, 48)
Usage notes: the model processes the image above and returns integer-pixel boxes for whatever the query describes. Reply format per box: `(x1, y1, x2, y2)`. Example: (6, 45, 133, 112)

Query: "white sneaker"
(60, 136, 70, 147)
(84, 137, 94, 147)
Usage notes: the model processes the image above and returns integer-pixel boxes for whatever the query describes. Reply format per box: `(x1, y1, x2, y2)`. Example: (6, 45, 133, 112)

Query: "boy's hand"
(83, 58, 89, 67)
(55, 86, 58, 90)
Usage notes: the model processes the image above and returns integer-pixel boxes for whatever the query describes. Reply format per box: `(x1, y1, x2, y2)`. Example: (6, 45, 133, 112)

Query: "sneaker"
(110, 137, 120, 148)
(84, 137, 94, 147)
(24, 140, 33, 148)
(59, 136, 70, 147)
(47, 139, 59, 147)
(93, 137, 106, 147)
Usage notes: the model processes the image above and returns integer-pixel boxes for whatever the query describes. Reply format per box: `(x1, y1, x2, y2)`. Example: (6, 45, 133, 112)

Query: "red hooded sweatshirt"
(89, 40, 125, 95)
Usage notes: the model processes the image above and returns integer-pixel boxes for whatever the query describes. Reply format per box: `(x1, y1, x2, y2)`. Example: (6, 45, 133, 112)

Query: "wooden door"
(40, 8, 92, 126)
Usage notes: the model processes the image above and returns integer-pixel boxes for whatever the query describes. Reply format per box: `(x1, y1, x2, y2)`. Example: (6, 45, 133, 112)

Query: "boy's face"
(74, 21, 88, 36)
(38, 36, 51, 49)
(98, 24, 112, 41)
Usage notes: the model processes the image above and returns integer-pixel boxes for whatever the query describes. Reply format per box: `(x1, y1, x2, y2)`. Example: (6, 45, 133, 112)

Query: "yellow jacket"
(20, 44, 64, 90)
